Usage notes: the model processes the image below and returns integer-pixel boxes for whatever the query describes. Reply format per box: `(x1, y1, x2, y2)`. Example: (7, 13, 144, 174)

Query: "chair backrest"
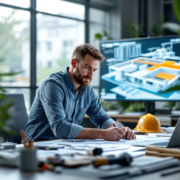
(3, 94, 28, 144)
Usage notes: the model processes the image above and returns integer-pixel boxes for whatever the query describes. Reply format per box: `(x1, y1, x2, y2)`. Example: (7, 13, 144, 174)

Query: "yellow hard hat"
(134, 113, 163, 133)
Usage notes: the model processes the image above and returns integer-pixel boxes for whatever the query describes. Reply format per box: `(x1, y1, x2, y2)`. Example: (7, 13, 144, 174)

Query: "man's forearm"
(75, 128, 105, 139)
(75, 125, 135, 140)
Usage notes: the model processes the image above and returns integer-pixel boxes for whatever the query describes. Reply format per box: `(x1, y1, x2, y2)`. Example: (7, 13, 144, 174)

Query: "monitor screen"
(99, 36, 180, 101)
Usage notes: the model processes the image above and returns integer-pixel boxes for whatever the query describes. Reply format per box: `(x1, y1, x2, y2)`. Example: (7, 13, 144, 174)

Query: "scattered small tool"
(86, 148, 103, 156)
(93, 152, 132, 167)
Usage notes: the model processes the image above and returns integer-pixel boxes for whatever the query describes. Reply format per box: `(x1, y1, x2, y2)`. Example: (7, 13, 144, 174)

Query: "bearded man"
(25, 44, 136, 141)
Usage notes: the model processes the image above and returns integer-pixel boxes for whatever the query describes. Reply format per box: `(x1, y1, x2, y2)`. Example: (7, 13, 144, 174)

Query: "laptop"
(133, 118, 180, 148)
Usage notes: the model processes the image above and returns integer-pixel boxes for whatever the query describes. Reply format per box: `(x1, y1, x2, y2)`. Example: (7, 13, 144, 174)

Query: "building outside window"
(46, 42, 52, 51)
(0, 0, 113, 110)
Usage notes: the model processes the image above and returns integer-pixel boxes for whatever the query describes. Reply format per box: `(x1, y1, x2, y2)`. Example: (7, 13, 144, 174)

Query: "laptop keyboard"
(152, 142, 168, 147)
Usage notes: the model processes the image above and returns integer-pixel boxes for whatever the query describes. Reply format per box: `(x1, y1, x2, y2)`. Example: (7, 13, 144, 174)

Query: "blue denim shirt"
(25, 67, 115, 141)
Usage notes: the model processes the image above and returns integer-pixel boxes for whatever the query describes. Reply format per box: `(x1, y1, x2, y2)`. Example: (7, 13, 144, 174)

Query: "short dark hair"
(72, 44, 104, 62)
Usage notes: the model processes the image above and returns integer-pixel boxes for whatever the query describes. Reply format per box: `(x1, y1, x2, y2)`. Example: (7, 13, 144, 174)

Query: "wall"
(109, 0, 164, 39)
(97, 0, 168, 111)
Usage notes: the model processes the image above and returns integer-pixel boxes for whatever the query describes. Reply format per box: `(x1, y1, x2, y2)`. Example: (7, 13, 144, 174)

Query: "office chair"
(3, 94, 28, 144)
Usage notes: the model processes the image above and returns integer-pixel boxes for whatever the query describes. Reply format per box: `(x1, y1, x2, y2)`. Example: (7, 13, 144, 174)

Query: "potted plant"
(162, 0, 180, 112)
(0, 60, 20, 143)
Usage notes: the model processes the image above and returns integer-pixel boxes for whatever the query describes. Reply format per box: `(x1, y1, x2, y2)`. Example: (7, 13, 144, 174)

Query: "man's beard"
(73, 65, 92, 86)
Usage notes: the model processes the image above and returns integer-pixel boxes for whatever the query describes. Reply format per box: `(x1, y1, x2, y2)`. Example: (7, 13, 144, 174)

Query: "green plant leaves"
(94, 33, 102, 40)
(123, 102, 145, 112)
(164, 85, 180, 93)
(126, 19, 144, 38)
(161, 22, 180, 33)
(94, 30, 112, 41)
(0, 87, 5, 93)
(164, 102, 180, 110)
(173, 0, 180, 24)
(0, 71, 22, 76)
(150, 16, 166, 37)
(103, 30, 107, 37)
(178, 29, 180, 36)
(161, 1, 180, 35)
(0, 60, 20, 142)
(118, 101, 145, 112)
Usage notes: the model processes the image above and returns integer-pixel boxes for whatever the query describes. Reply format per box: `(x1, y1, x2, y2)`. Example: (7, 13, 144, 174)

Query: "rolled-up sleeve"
(40, 80, 83, 139)
(86, 88, 115, 129)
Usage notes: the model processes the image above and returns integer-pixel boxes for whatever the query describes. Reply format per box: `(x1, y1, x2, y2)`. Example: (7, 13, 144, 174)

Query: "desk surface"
(1, 164, 180, 180)
(1, 136, 180, 180)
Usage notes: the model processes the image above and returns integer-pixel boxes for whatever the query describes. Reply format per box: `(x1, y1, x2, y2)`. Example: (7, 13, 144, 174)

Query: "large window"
(36, 14, 84, 85)
(36, 0, 85, 20)
(0, 0, 112, 110)
(0, 3, 30, 110)
(89, 8, 110, 49)
(0, 7, 30, 87)
(0, 0, 30, 8)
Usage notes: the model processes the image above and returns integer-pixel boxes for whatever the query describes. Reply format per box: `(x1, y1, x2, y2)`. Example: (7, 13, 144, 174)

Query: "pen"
(37, 146, 63, 150)
(57, 144, 71, 146)
(113, 123, 124, 138)
(119, 122, 125, 138)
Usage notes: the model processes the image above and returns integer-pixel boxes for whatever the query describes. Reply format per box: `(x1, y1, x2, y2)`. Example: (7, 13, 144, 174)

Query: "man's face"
(73, 54, 99, 86)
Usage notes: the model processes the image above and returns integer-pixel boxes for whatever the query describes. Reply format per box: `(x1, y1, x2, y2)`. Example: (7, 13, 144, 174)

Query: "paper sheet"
(161, 127, 175, 134)
(102, 147, 146, 158)
(17, 135, 167, 158)
(33, 135, 166, 148)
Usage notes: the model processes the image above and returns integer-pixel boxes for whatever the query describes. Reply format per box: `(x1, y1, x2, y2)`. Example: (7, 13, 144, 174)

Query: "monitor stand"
(145, 101, 155, 114)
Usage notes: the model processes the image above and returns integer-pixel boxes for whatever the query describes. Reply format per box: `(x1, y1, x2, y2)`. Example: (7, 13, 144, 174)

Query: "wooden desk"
(170, 115, 180, 127)
(84, 114, 170, 128)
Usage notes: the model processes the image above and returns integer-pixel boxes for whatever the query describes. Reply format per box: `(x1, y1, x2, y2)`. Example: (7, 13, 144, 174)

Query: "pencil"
(28, 137, 34, 149)
(21, 130, 27, 148)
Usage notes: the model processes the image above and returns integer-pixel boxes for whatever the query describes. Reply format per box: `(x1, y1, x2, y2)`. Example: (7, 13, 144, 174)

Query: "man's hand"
(121, 127, 136, 139)
(103, 127, 125, 141)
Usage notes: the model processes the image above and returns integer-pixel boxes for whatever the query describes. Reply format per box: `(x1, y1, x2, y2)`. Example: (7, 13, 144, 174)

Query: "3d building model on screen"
(100, 37, 180, 100)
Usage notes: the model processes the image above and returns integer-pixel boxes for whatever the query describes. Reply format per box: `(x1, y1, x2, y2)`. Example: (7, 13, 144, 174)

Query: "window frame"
(0, 0, 112, 108)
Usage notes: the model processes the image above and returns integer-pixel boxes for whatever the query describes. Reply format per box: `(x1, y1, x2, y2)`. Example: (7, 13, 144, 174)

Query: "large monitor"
(99, 36, 180, 101)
